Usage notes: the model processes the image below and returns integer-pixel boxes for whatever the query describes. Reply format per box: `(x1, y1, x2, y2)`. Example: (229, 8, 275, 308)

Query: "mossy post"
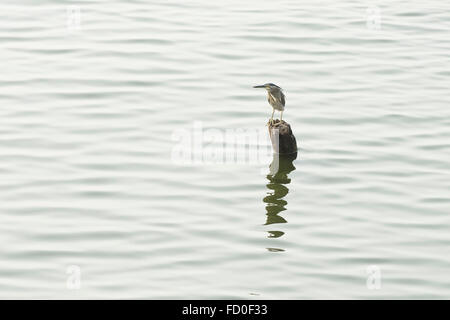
(268, 119, 298, 154)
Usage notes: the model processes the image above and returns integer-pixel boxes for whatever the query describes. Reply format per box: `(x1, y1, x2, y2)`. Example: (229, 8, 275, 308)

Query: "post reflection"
(263, 152, 297, 240)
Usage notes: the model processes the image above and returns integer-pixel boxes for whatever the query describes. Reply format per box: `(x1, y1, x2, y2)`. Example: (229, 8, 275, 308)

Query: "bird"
(253, 83, 285, 125)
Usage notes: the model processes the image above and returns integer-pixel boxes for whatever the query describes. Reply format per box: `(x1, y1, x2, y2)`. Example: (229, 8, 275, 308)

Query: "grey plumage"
(253, 83, 286, 123)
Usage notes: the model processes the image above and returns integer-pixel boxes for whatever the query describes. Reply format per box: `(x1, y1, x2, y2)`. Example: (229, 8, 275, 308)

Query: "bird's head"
(253, 83, 282, 92)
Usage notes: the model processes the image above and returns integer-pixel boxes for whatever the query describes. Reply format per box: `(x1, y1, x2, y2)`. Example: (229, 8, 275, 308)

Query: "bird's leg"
(280, 110, 283, 122)
(270, 109, 275, 125)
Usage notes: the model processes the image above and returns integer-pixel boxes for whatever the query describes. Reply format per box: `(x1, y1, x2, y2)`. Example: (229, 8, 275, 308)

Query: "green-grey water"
(1, 0, 449, 299)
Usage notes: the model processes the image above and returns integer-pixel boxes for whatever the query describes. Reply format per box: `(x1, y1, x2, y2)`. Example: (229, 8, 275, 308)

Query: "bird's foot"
(270, 119, 280, 126)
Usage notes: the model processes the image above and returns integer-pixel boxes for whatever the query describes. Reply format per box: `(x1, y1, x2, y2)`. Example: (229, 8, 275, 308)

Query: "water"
(1, 0, 449, 299)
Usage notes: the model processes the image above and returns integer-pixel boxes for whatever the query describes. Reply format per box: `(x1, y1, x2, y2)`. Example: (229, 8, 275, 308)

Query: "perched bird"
(253, 83, 285, 124)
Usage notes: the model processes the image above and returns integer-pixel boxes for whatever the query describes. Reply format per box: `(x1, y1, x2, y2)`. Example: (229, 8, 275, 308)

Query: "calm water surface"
(1, 0, 449, 298)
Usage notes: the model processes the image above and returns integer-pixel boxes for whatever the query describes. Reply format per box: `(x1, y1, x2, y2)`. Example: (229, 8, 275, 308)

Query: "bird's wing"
(268, 92, 276, 105)
(280, 91, 285, 106)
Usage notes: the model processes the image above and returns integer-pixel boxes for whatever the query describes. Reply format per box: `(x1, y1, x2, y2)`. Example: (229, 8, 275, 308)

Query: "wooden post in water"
(268, 119, 298, 154)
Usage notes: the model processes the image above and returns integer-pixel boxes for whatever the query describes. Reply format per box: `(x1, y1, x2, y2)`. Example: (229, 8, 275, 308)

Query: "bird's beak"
(253, 85, 265, 88)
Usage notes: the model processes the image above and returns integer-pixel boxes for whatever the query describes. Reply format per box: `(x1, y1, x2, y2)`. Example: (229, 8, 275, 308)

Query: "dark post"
(268, 120, 298, 154)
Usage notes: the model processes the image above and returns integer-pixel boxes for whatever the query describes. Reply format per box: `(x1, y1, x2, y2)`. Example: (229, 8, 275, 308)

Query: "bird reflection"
(263, 152, 297, 239)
